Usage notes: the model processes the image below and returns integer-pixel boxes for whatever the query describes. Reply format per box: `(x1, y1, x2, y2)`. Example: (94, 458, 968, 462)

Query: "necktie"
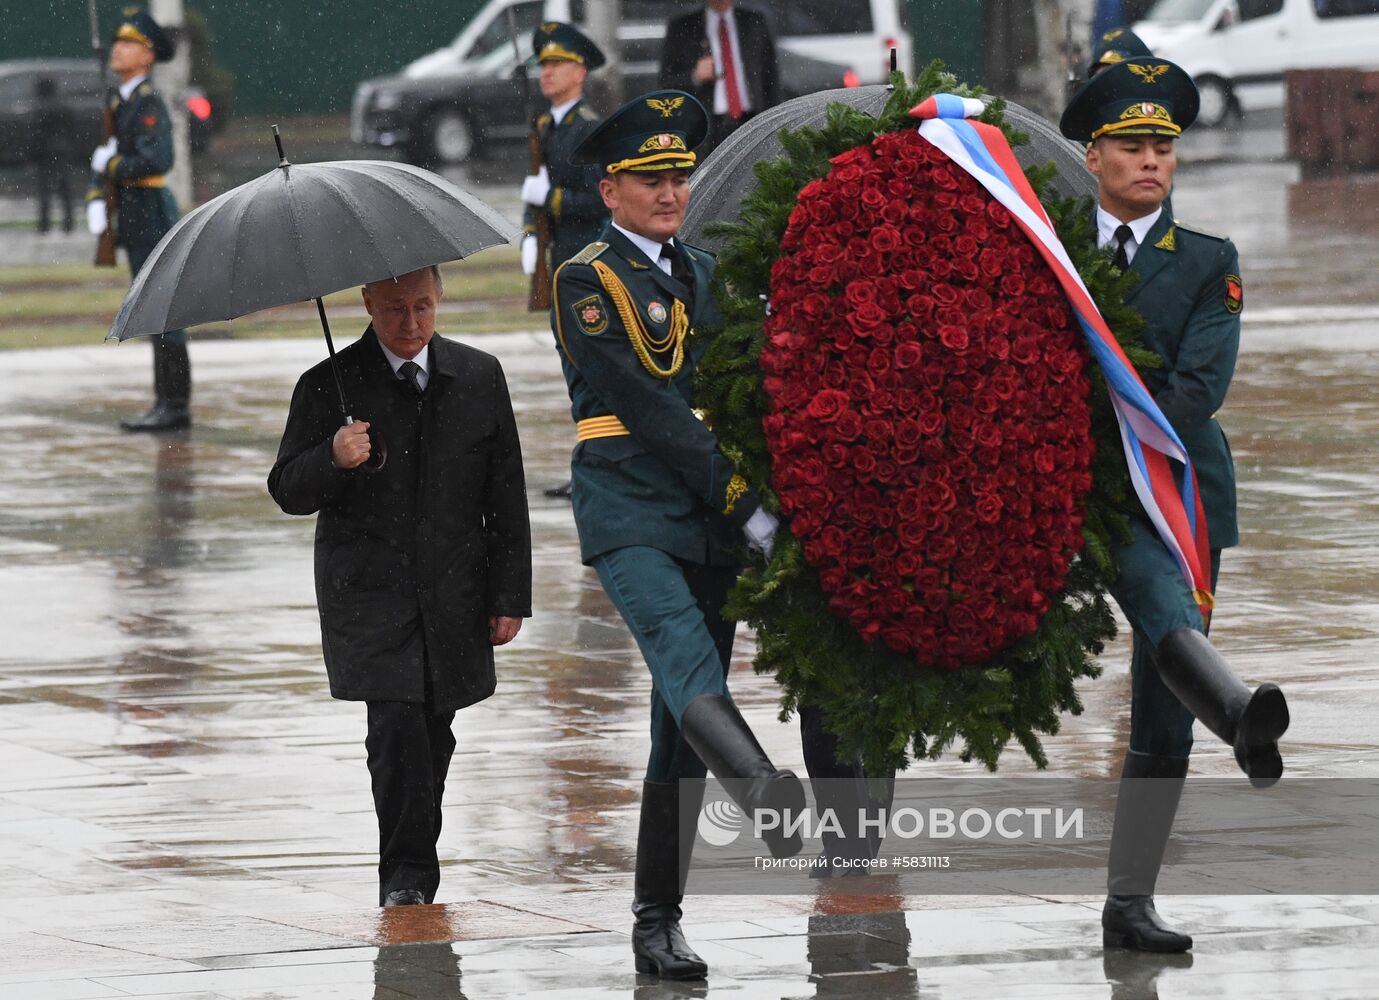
(717, 16, 744, 119)
(1112, 223, 1134, 271)
(661, 242, 692, 289)
(398, 360, 424, 398)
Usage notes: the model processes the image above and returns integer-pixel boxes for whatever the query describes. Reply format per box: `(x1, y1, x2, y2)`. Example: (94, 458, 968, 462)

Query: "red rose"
(806, 388, 850, 422)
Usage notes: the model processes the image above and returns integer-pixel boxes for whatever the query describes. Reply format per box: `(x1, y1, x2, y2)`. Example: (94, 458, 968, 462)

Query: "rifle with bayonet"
(89, 0, 118, 267)
(507, 8, 552, 311)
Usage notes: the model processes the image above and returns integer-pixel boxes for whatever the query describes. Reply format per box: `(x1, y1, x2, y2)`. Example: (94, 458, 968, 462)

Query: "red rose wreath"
(695, 67, 1145, 771)
(761, 130, 1095, 668)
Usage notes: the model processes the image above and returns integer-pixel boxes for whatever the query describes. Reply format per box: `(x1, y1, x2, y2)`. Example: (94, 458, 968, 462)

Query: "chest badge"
(572, 294, 609, 335)
(647, 300, 667, 324)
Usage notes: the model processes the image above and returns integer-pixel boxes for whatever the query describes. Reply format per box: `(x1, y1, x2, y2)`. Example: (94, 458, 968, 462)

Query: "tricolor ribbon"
(909, 94, 1214, 613)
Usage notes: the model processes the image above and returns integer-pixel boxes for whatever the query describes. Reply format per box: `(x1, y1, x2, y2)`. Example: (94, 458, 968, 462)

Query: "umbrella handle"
(345, 415, 388, 474)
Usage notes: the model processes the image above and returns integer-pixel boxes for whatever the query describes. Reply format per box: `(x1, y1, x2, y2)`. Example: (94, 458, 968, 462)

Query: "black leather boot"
(679, 694, 806, 859)
(121, 339, 191, 432)
(1156, 629, 1289, 788)
(1102, 750, 1192, 953)
(632, 780, 708, 980)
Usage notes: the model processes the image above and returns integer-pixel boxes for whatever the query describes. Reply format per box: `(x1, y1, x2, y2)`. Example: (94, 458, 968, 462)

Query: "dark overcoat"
(268, 328, 532, 712)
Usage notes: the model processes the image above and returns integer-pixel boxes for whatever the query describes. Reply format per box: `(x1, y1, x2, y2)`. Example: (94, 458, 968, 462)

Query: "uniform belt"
(576, 415, 630, 441)
(122, 175, 167, 188)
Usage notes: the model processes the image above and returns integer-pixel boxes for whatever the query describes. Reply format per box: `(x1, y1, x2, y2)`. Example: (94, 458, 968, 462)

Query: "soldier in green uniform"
(520, 22, 610, 274)
(1087, 26, 1153, 77)
(553, 90, 804, 980)
(520, 22, 610, 500)
(1062, 58, 1290, 954)
(87, 8, 190, 432)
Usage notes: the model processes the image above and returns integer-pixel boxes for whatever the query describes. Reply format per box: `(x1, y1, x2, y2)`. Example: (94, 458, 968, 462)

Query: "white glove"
(91, 137, 118, 175)
(86, 200, 108, 235)
(521, 167, 551, 207)
(521, 234, 539, 276)
(743, 508, 779, 561)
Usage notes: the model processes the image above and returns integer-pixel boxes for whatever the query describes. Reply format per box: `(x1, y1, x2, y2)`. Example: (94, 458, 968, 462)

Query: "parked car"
(352, 0, 908, 165)
(0, 59, 218, 166)
(1134, 0, 1379, 125)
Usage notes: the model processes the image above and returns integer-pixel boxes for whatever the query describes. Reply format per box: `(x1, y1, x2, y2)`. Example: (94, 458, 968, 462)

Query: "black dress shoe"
(1102, 895, 1192, 953)
(383, 888, 426, 907)
(633, 903, 707, 980)
(120, 400, 191, 432)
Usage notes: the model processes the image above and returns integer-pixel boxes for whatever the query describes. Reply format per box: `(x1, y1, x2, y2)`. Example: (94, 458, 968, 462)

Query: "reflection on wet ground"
(1, 163, 1377, 997)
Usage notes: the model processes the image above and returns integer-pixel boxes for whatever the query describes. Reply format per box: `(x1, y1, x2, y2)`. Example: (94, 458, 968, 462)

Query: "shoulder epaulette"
(568, 241, 609, 265)
(1173, 220, 1228, 242)
(137, 82, 153, 97)
(577, 105, 599, 122)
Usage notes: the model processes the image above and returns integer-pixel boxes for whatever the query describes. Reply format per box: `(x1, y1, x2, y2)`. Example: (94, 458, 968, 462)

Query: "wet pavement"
(3, 136, 1379, 997)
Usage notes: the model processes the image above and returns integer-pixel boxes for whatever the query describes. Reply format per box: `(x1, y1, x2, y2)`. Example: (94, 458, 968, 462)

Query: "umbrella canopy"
(108, 157, 518, 341)
(682, 85, 1097, 250)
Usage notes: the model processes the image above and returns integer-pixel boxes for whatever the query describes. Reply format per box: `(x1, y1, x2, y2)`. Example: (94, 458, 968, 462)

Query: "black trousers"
(365, 698, 457, 905)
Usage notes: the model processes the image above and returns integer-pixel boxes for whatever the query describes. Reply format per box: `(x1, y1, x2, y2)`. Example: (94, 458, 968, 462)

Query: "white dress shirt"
(378, 339, 430, 392)
(705, 5, 752, 116)
(550, 96, 579, 125)
(613, 222, 677, 275)
(1096, 205, 1163, 266)
(118, 74, 147, 102)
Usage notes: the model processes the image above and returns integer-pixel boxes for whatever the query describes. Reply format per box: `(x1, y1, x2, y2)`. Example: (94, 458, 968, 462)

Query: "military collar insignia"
(1224, 274, 1243, 314)
(573, 294, 609, 335)
(647, 96, 686, 118)
(1154, 227, 1176, 251)
(647, 300, 667, 324)
(628, 259, 649, 269)
(541, 22, 559, 34)
(1128, 63, 1171, 84)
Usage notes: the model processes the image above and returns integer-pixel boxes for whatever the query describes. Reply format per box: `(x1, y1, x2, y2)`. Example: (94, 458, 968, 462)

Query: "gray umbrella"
(108, 129, 518, 470)
(682, 85, 1096, 249)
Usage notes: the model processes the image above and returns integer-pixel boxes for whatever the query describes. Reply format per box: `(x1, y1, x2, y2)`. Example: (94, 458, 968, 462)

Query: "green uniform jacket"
(86, 80, 179, 254)
(523, 98, 608, 267)
(551, 225, 762, 566)
(1126, 210, 1243, 549)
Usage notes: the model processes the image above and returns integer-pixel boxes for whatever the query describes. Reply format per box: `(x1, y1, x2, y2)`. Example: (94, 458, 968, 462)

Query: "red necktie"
(718, 16, 744, 119)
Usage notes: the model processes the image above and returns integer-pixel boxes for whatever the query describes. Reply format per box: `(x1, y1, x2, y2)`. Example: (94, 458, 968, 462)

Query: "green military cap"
(113, 6, 175, 62)
(571, 89, 708, 174)
(1060, 58, 1199, 144)
(531, 21, 606, 70)
(1088, 26, 1153, 77)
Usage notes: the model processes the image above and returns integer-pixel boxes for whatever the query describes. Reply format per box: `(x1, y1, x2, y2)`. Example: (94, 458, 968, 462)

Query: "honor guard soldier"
(1087, 26, 1153, 77)
(87, 7, 191, 432)
(552, 91, 803, 980)
(520, 22, 610, 276)
(1062, 59, 1290, 955)
(520, 22, 610, 499)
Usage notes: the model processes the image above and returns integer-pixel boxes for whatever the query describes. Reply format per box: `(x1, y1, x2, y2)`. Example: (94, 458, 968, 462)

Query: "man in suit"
(268, 265, 532, 907)
(1062, 58, 1289, 954)
(87, 8, 192, 432)
(553, 90, 803, 979)
(658, 1, 779, 156)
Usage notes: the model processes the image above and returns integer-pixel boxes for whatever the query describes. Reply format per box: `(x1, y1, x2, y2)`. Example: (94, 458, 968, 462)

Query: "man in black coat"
(268, 266, 532, 907)
(658, 0, 779, 155)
